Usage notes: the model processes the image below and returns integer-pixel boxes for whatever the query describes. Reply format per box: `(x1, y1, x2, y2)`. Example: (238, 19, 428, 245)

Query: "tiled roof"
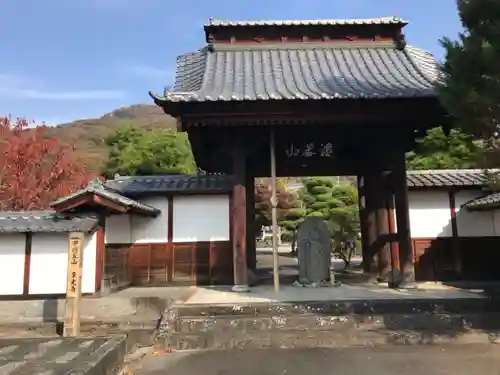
(0, 211, 99, 233)
(205, 16, 407, 27)
(105, 174, 233, 195)
(150, 41, 438, 104)
(51, 180, 160, 215)
(463, 192, 500, 211)
(406, 169, 499, 188)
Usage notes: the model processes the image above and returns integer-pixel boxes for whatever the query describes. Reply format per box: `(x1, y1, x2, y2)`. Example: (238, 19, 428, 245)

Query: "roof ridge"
(109, 173, 221, 181)
(408, 169, 499, 174)
(205, 16, 408, 27)
(209, 41, 398, 52)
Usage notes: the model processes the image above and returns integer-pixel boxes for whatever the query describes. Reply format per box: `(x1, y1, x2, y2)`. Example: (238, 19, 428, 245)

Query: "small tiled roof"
(150, 42, 438, 104)
(0, 211, 99, 233)
(406, 169, 499, 188)
(462, 192, 500, 211)
(51, 180, 160, 215)
(205, 16, 408, 27)
(105, 174, 233, 196)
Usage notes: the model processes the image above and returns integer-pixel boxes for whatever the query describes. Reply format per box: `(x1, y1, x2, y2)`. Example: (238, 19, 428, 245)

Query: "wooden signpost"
(63, 231, 84, 337)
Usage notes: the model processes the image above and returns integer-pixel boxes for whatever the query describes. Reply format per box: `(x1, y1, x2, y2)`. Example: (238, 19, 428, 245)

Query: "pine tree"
(301, 178, 336, 219)
(300, 178, 360, 269)
(279, 197, 306, 252)
(439, 0, 500, 144)
(406, 127, 483, 170)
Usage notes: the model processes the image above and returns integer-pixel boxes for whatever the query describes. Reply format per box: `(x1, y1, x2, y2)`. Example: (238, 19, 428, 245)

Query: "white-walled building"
(1, 169, 500, 299)
(406, 169, 500, 281)
(0, 212, 101, 296)
(0, 174, 234, 298)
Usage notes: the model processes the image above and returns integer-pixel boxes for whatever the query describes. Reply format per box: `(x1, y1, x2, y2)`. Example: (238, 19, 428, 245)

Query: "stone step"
(158, 298, 500, 350)
(171, 313, 500, 334)
(162, 328, 500, 350)
(172, 297, 500, 319)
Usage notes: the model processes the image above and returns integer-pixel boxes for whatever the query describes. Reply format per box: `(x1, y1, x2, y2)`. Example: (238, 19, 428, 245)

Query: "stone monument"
(295, 216, 332, 287)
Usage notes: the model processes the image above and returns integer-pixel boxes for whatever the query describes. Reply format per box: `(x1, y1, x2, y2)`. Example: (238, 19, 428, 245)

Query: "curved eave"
(149, 91, 188, 118)
(465, 202, 500, 212)
(150, 89, 438, 104)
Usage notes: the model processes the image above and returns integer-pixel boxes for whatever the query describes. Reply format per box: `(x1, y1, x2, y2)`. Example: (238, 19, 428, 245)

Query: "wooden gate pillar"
(394, 159, 416, 286)
(386, 186, 400, 285)
(364, 171, 392, 283)
(357, 176, 370, 274)
(375, 174, 392, 283)
(245, 171, 257, 270)
(231, 142, 249, 292)
(363, 173, 380, 282)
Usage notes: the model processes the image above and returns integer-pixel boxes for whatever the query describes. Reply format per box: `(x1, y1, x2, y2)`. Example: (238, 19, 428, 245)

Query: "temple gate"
(150, 16, 448, 290)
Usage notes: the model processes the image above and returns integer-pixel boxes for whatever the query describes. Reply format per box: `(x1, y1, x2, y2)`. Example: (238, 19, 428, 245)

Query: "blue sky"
(0, 0, 461, 125)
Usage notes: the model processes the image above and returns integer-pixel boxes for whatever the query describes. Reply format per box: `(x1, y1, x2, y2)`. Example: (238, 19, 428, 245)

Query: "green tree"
(439, 0, 500, 143)
(300, 178, 360, 269)
(327, 184, 360, 270)
(301, 177, 336, 219)
(279, 196, 306, 253)
(406, 127, 483, 170)
(103, 126, 196, 177)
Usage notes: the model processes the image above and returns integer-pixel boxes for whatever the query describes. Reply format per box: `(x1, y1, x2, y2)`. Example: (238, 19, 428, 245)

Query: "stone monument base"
(232, 284, 250, 292)
(293, 279, 341, 288)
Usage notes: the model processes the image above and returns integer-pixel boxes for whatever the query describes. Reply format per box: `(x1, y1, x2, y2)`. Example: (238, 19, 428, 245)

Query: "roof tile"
(51, 180, 160, 215)
(463, 192, 500, 211)
(105, 174, 233, 195)
(406, 169, 498, 188)
(205, 16, 408, 27)
(0, 211, 99, 233)
(152, 42, 438, 103)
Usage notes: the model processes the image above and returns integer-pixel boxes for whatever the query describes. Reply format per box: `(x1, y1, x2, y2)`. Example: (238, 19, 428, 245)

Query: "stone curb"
(163, 330, 500, 350)
(0, 319, 160, 348)
(63, 335, 127, 375)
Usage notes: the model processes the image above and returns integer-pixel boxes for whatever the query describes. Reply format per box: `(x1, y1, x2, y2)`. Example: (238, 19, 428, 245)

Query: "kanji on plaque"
(320, 143, 333, 157)
(302, 143, 316, 157)
(285, 144, 300, 157)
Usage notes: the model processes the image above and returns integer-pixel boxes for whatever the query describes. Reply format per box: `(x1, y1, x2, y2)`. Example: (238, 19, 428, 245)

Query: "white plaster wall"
(29, 232, 97, 295)
(82, 232, 97, 293)
(105, 214, 131, 244)
(173, 195, 230, 242)
(0, 234, 26, 295)
(131, 197, 169, 243)
(408, 190, 453, 238)
(455, 190, 496, 237)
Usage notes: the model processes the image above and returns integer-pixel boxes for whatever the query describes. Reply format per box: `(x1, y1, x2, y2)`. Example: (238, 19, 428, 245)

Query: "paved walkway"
(132, 345, 500, 375)
(183, 283, 484, 305)
(0, 287, 192, 325)
(0, 336, 126, 375)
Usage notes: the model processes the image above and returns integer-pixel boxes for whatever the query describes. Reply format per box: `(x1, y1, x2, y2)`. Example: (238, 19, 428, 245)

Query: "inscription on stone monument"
(296, 216, 332, 286)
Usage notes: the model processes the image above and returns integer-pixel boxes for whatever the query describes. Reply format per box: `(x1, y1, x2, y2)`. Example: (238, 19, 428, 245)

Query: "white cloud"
(0, 72, 125, 101)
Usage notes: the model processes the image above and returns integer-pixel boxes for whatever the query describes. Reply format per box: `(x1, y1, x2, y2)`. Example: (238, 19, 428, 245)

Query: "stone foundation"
(158, 298, 500, 350)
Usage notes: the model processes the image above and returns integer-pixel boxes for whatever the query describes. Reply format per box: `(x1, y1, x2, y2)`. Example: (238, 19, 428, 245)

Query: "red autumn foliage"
(0, 116, 93, 211)
(254, 180, 297, 227)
